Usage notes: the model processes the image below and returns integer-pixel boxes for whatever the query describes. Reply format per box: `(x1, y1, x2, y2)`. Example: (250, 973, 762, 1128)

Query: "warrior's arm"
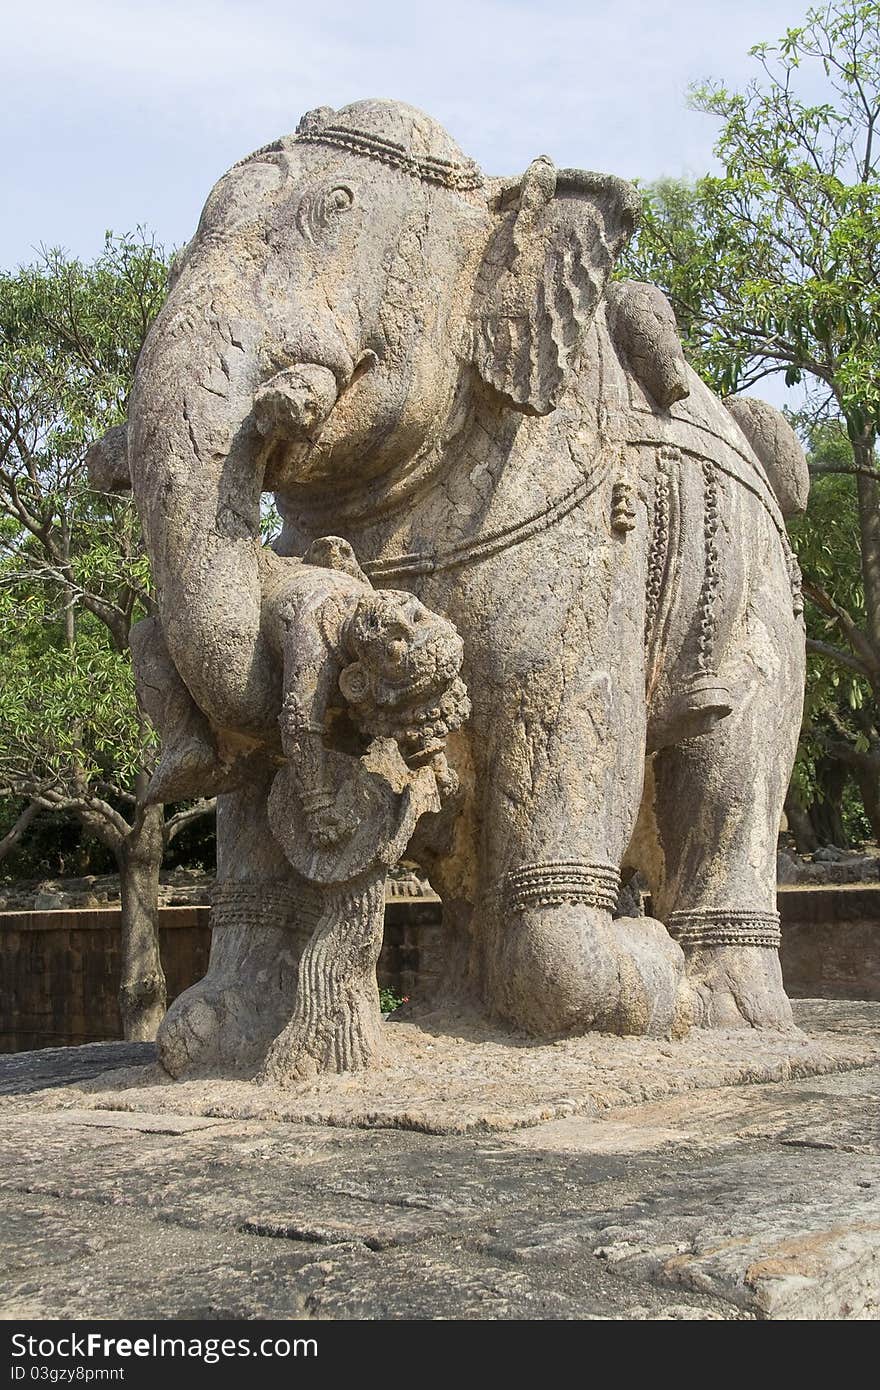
(276, 590, 356, 824)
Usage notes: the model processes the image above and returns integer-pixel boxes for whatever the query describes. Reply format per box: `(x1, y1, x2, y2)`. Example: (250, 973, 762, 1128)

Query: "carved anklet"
(667, 907, 781, 949)
(503, 861, 621, 913)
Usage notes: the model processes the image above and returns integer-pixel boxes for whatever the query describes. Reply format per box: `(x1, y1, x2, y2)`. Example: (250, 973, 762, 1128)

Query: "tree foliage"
(625, 2, 880, 426)
(0, 233, 163, 817)
(787, 425, 874, 840)
(622, 1, 880, 843)
(0, 233, 214, 1036)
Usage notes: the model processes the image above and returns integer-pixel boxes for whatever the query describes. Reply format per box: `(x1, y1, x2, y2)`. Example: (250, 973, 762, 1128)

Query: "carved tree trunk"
(117, 801, 168, 1041)
(260, 875, 385, 1084)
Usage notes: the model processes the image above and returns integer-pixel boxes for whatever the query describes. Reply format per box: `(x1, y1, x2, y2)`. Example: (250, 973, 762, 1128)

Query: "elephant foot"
(157, 976, 267, 1078)
(495, 905, 691, 1039)
(684, 946, 795, 1031)
(158, 941, 303, 1078)
(611, 916, 693, 1038)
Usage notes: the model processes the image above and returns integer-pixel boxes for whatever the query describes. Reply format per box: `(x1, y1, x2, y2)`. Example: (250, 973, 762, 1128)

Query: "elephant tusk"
(252, 364, 339, 442)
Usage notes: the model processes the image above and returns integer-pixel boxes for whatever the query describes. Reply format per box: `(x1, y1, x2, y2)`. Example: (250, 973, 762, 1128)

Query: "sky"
(4, 0, 819, 272)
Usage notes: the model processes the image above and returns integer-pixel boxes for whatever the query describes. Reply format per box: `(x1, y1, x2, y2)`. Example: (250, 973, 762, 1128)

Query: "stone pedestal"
(2, 1001, 878, 1320)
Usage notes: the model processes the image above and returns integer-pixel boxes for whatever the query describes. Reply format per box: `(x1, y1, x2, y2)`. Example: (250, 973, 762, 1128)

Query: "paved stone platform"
(1, 1001, 879, 1320)
(4, 998, 878, 1136)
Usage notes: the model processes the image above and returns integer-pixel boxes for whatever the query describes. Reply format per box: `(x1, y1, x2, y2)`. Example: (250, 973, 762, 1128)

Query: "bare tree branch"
(806, 636, 871, 677)
(809, 462, 880, 480)
(164, 798, 217, 845)
(0, 800, 40, 864)
(802, 577, 879, 672)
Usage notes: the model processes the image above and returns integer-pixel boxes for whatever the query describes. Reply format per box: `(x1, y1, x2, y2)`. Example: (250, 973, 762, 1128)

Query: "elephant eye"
(327, 186, 354, 214)
(296, 184, 357, 242)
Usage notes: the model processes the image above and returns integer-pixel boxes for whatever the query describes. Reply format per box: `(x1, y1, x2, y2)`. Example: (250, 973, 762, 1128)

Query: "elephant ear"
(470, 158, 640, 415)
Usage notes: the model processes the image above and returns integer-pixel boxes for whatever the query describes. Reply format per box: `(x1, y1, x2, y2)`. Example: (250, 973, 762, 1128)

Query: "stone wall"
(0, 898, 445, 1053)
(778, 886, 880, 1002)
(1, 888, 877, 1052)
(0, 907, 212, 1053)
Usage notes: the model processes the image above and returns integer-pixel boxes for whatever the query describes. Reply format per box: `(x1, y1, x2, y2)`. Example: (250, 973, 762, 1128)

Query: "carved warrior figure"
(141, 539, 468, 1079)
(94, 98, 811, 1077)
(264, 554, 468, 1080)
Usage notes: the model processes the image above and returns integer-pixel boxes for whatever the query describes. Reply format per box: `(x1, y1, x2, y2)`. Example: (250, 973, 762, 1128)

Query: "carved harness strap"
(362, 462, 612, 583)
(239, 112, 485, 196)
(644, 445, 674, 647)
(294, 123, 484, 193)
(363, 439, 802, 620)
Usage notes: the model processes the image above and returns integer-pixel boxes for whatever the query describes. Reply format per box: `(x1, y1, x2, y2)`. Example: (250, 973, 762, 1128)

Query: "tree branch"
(806, 636, 871, 677)
(802, 577, 879, 671)
(163, 798, 216, 845)
(821, 737, 880, 773)
(0, 782, 132, 848)
(809, 462, 880, 481)
(0, 800, 41, 864)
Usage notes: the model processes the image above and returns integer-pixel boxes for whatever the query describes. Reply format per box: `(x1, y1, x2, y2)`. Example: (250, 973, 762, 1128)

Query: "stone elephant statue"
(106, 99, 809, 1075)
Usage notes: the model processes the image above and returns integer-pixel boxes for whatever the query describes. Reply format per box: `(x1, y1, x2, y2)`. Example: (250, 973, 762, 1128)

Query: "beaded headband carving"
(292, 109, 484, 193)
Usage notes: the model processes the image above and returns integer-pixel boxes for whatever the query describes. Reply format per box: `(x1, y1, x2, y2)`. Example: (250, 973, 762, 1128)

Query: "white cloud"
(2, 0, 822, 267)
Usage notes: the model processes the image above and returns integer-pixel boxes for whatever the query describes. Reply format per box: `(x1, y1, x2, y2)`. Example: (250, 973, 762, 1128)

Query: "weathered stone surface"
(99, 96, 810, 1073)
(1, 1003, 878, 1320)
(3, 1002, 878, 1135)
(0, 1041, 154, 1095)
(84, 422, 130, 494)
(582, 1149, 880, 1320)
(150, 559, 469, 1083)
(722, 396, 810, 518)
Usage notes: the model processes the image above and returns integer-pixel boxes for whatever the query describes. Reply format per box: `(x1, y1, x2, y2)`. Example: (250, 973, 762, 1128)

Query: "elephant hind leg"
(645, 613, 803, 1031)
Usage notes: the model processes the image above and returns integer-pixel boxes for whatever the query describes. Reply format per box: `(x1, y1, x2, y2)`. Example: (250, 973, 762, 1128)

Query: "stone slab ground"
(1, 1000, 879, 1320)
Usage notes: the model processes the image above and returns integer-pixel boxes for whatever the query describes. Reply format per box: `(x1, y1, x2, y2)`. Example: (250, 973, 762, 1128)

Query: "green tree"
(623, 0, 880, 838)
(786, 423, 880, 842)
(0, 234, 214, 1038)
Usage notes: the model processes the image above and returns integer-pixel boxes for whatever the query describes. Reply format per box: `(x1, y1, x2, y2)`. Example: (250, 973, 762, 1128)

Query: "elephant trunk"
(128, 287, 339, 740)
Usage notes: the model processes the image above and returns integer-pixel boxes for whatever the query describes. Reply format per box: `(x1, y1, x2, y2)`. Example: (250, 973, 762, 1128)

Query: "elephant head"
(127, 99, 639, 742)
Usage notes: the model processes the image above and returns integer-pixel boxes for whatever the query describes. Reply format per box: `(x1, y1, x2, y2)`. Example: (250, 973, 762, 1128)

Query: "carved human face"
(338, 590, 469, 759)
(351, 592, 461, 690)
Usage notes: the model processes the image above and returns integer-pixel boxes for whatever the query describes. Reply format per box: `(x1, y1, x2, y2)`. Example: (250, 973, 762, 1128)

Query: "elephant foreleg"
(476, 642, 688, 1039)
